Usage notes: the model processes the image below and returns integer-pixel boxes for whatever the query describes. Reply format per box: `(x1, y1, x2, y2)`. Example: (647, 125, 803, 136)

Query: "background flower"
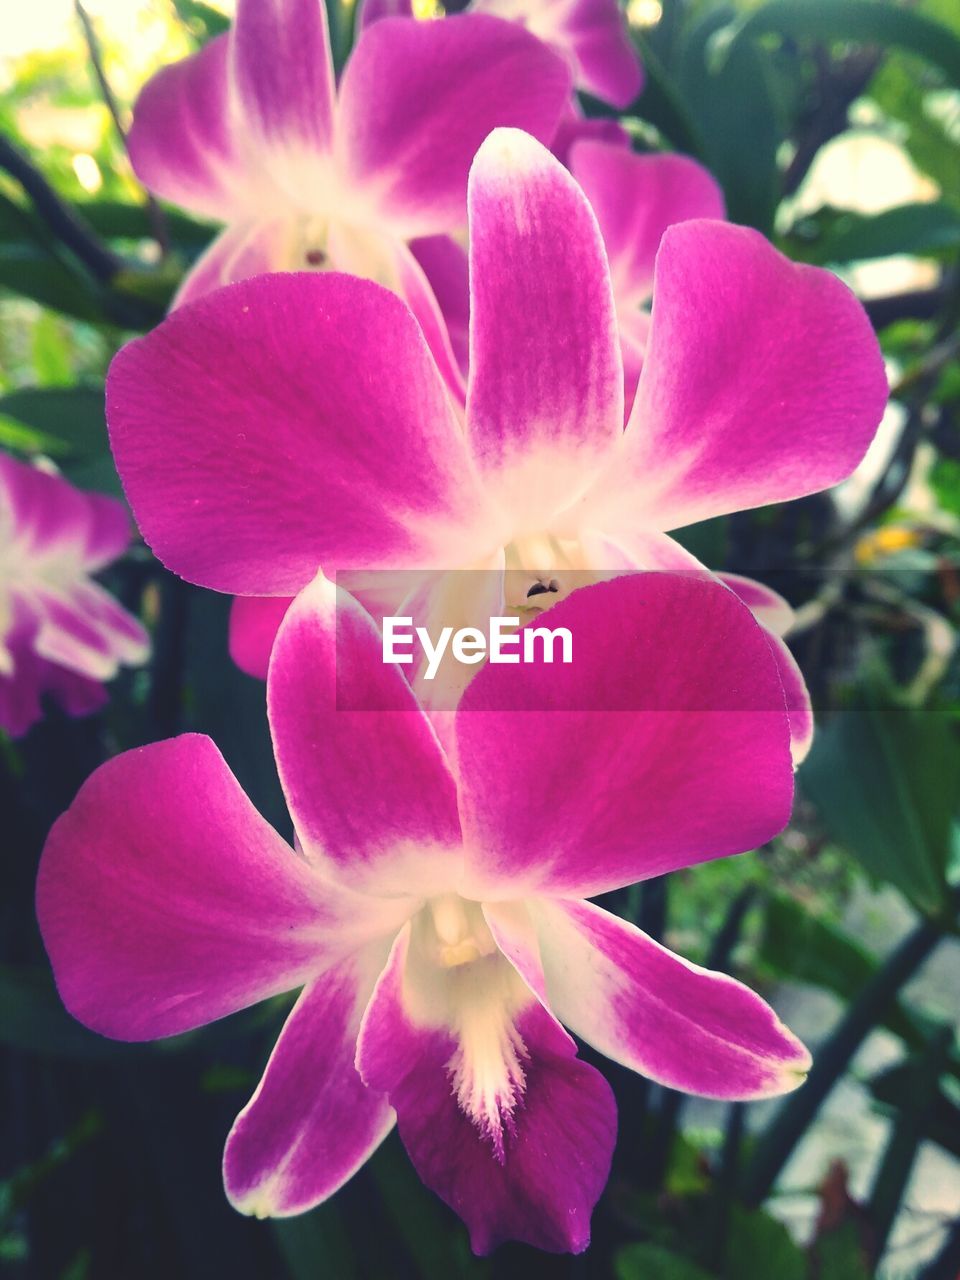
(0, 452, 148, 737)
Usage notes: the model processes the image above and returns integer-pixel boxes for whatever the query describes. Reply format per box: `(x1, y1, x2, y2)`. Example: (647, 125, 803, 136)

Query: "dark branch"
(0, 134, 121, 282)
(74, 0, 170, 256)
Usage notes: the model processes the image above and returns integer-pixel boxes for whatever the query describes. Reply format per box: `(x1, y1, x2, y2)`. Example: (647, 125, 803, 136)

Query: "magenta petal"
(338, 15, 572, 238)
(570, 142, 725, 304)
(128, 35, 248, 221)
(533, 899, 811, 1099)
(473, 0, 641, 106)
(229, 595, 293, 680)
(268, 577, 463, 896)
(356, 0, 412, 26)
(36, 735, 337, 1040)
(172, 220, 292, 309)
(357, 927, 616, 1255)
(230, 0, 335, 161)
(455, 573, 794, 900)
(718, 574, 812, 763)
(551, 109, 630, 168)
(466, 129, 623, 520)
(107, 273, 490, 594)
(620, 221, 889, 529)
(410, 235, 470, 380)
(224, 945, 395, 1216)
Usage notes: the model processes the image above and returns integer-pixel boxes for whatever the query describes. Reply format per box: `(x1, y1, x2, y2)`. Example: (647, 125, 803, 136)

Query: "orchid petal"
(268, 576, 463, 897)
(230, 0, 336, 165)
(172, 220, 292, 309)
(224, 943, 396, 1217)
(356, 0, 412, 26)
(410, 235, 470, 381)
(550, 108, 630, 168)
(128, 35, 249, 222)
(531, 899, 811, 1099)
(473, 0, 642, 107)
(36, 735, 341, 1040)
(613, 221, 889, 530)
(570, 142, 725, 305)
(455, 573, 793, 900)
(356, 924, 616, 1254)
(466, 129, 623, 527)
(107, 273, 492, 594)
(229, 595, 293, 680)
(338, 15, 572, 239)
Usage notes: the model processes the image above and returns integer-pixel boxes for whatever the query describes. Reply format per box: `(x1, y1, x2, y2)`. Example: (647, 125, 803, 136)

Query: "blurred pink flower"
(358, 0, 643, 108)
(39, 572, 807, 1254)
(128, 0, 572, 392)
(0, 453, 148, 737)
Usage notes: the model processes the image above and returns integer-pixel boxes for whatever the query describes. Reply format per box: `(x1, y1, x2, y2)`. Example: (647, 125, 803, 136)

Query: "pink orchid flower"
(107, 130, 887, 754)
(359, 0, 643, 109)
(39, 571, 808, 1254)
(0, 453, 148, 738)
(128, 0, 572, 392)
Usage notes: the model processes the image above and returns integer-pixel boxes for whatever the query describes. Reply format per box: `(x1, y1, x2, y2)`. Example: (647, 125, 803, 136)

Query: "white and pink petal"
(530, 898, 811, 1099)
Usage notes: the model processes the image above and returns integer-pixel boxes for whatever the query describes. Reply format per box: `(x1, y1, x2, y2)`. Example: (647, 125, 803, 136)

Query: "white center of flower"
(502, 531, 597, 615)
(406, 896, 535, 1159)
(428, 894, 498, 968)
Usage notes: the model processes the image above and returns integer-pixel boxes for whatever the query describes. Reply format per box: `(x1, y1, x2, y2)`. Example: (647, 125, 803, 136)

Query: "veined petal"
(466, 129, 623, 529)
(268, 576, 463, 897)
(338, 15, 572, 239)
(230, 0, 335, 167)
(455, 573, 794, 900)
(229, 595, 293, 680)
(36, 735, 348, 1041)
(614, 221, 889, 531)
(531, 898, 811, 1099)
(224, 941, 396, 1217)
(570, 142, 725, 305)
(327, 227, 466, 403)
(128, 35, 250, 222)
(356, 923, 616, 1254)
(107, 272, 493, 595)
(410, 235, 470, 381)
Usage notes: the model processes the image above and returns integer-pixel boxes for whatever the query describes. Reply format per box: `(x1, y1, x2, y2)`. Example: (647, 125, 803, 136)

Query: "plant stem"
(740, 908, 950, 1207)
(867, 1025, 953, 1265)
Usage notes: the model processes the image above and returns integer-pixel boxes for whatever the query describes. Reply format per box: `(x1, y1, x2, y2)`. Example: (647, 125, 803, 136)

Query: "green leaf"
(757, 894, 936, 1050)
(615, 1244, 713, 1280)
(723, 1206, 806, 1280)
(0, 244, 103, 322)
(724, 0, 960, 88)
(677, 8, 781, 230)
(170, 0, 231, 38)
(70, 200, 216, 253)
(870, 1055, 960, 1160)
(815, 1221, 872, 1280)
(800, 696, 958, 916)
(811, 202, 960, 263)
(0, 966, 124, 1060)
(0, 386, 107, 460)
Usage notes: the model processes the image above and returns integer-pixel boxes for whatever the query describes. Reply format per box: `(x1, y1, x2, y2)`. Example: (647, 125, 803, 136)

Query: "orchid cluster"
(34, 0, 888, 1257)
